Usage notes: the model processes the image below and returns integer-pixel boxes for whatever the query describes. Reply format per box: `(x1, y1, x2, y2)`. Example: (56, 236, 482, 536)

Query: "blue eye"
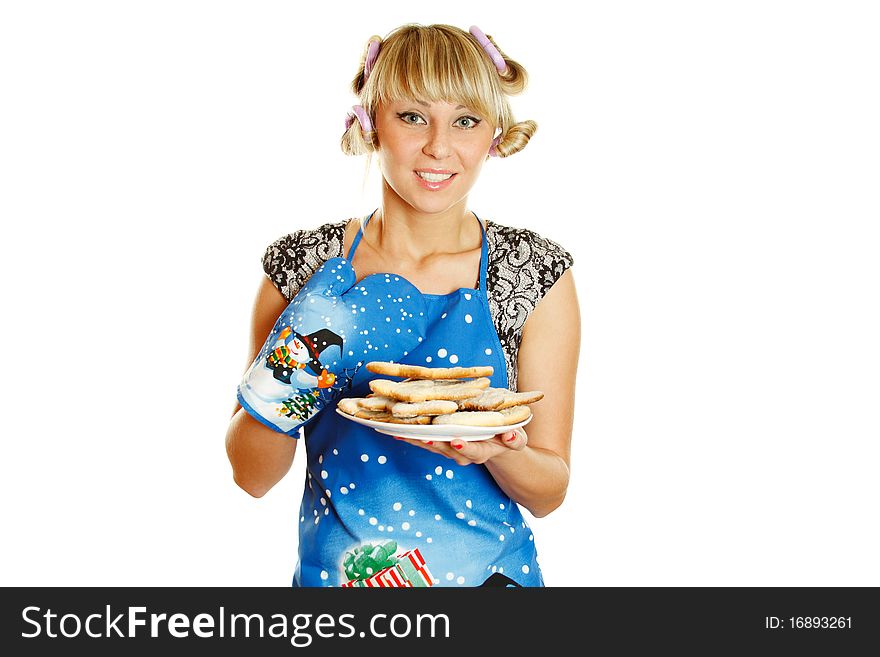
(398, 112, 425, 125)
(397, 112, 482, 130)
(457, 116, 481, 129)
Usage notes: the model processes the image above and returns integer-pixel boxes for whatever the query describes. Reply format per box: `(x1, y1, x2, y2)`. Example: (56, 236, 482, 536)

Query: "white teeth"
(416, 172, 453, 182)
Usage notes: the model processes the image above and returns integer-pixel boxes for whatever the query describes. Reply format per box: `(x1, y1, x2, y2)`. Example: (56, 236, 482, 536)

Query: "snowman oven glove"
(237, 257, 428, 436)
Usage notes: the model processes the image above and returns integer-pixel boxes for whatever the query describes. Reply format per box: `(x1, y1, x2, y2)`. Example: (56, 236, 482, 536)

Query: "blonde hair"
(340, 23, 536, 162)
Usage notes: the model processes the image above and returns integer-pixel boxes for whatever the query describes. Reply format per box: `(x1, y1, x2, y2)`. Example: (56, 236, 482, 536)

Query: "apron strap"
(473, 211, 489, 294)
(347, 208, 378, 261)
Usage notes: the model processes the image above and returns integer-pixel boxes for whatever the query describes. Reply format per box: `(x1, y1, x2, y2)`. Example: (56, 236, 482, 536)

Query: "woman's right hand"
(237, 257, 427, 436)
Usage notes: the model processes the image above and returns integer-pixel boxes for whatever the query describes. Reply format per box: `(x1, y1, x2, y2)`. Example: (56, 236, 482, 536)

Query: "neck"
(366, 193, 482, 265)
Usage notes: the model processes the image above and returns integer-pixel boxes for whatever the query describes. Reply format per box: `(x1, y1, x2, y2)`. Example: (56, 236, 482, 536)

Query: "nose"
(422, 124, 452, 159)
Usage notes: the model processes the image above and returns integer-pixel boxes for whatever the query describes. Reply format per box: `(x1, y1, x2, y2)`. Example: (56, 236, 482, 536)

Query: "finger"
(449, 438, 492, 464)
(394, 436, 473, 465)
(394, 436, 441, 454)
(422, 439, 470, 465)
(395, 437, 463, 462)
(422, 440, 453, 457)
(433, 439, 466, 461)
(490, 429, 527, 451)
(503, 428, 528, 451)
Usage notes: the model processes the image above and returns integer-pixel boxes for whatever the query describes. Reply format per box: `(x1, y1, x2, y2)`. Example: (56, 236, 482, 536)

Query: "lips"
(413, 170, 457, 190)
(415, 171, 455, 181)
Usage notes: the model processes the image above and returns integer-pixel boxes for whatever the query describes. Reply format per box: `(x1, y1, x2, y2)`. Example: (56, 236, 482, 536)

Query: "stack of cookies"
(336, 361, 543, 427)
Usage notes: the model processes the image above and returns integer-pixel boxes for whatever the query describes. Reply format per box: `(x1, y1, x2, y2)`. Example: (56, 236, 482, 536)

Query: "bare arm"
(225, 277, 299, 498)
(483, 267, 580, 516)
(396, 268, 581, 517)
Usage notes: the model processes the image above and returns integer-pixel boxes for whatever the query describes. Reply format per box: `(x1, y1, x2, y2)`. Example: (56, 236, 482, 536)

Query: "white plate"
(335, 408, 532, 441)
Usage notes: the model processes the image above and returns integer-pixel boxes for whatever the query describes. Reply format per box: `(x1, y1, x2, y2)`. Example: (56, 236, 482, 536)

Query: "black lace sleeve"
(261, 221, 348, 302)
(485, 222, 574, 390)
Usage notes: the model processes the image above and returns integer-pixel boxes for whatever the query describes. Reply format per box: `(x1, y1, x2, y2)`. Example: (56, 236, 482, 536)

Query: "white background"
(1, 1, 878, 586)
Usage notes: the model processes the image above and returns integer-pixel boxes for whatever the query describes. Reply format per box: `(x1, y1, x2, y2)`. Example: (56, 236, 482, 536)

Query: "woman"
(226, 23, 580, 587)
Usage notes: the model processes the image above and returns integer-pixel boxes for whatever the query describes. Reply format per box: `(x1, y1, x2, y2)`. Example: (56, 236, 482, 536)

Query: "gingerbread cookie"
(358, 395, 395, 411)
(369, 377, 491, 402)
(498, 405, 532, 424)
(366, 361, 493, 380)
(431, 405, 532, 427)
(338, 398, 433, 423)
(430, 411, 507, 427)
(390, 399, 459, 418)
(337, 398, 392, 420)
(457, 388, 544, 411)
(382, 414, 433, 425)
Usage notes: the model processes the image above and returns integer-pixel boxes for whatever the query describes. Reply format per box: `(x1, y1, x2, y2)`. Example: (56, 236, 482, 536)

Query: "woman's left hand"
(393, 428, 527, 466)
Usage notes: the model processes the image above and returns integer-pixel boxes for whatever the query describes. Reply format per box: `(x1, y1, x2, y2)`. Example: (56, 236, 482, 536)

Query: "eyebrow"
(415, 100, 468, 110)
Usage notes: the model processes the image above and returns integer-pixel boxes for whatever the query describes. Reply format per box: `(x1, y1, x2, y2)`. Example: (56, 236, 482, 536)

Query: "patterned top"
(261, 217, 574, 391)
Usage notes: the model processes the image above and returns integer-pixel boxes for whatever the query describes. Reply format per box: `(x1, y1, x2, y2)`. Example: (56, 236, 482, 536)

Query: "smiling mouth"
(415, 171, 456, 182)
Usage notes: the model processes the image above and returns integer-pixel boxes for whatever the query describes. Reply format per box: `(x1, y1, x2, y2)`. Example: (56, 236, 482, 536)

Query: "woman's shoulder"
(484, 218, 574, 291)
(261, 219, 350, 301)
(263, 219, 348, 259)
(481, 218, 575, 391)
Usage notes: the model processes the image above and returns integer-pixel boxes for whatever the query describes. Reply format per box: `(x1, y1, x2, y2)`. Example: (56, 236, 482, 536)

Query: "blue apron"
(292, 210, 544, 587)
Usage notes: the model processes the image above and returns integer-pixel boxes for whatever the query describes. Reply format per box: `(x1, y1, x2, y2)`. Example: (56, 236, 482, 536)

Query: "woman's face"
(374, 98, 496, 214)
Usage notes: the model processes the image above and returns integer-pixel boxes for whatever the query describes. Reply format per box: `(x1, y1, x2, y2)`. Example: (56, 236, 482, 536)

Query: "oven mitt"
(237, 257, 428, 436)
